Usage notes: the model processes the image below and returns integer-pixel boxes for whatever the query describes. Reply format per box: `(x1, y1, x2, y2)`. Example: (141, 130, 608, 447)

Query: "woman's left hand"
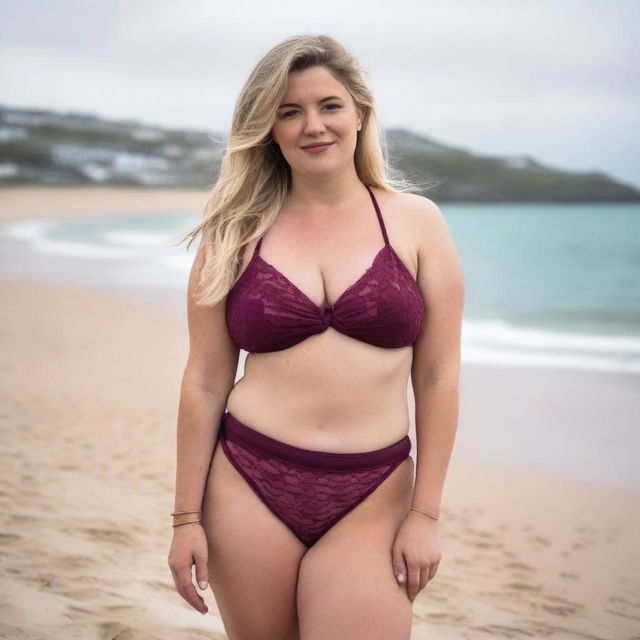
(391, 511, 442, 603)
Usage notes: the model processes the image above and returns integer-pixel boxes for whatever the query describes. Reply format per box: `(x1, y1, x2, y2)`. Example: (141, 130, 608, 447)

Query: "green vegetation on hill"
(386, 128, 639, 202)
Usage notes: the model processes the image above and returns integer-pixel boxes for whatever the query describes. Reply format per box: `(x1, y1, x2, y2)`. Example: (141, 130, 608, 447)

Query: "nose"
(303, 110, 326, 136)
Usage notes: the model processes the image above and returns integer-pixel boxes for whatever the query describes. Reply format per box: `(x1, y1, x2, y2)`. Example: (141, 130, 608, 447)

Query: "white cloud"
(1, 0, 638, 187)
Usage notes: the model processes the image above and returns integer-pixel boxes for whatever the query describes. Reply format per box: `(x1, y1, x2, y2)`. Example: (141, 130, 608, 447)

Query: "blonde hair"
(176, 33, 435, 307)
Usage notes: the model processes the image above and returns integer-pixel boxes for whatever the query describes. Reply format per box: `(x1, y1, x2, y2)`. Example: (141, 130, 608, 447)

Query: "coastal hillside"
(1, 105, 637, 202)
(386, 129, 640, 202)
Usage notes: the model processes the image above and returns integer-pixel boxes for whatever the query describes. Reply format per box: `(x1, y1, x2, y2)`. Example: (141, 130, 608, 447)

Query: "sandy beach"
(1, 188, 639, 640)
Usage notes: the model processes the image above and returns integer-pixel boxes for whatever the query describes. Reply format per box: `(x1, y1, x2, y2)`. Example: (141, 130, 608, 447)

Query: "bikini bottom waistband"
(219, 411, 411, 471)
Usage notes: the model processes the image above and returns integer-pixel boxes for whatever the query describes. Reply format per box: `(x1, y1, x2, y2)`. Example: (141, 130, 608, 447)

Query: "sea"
(2, 201, 639, 376)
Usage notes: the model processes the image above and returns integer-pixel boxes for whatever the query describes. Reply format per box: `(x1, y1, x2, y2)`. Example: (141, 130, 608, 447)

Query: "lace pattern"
(220, 433, 409, 547)
(226, 244, 424, 352)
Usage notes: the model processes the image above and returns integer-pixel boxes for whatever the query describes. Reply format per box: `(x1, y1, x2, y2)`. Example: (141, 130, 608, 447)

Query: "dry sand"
(0, 186, 209, 223)
(1, 188, 639, 640)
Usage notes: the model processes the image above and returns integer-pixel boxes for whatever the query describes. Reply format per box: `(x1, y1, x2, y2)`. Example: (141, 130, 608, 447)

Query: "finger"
(418, 565, 430, 593)
(407, 562, 421, 602)
(173, 566, 208, 614)
(428, 559, 440, 582)
(194, 550, 209, 591)
(391, 546, 407, 586)
(181, 580, 209, 615)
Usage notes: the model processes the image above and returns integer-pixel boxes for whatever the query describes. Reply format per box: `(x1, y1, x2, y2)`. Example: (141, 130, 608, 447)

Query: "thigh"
(202, 436, 307, 640)
(296, 457, 414, 640)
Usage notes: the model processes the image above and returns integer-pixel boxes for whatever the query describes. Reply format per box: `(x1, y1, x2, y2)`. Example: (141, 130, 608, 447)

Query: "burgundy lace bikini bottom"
(217, 411, 412, 547)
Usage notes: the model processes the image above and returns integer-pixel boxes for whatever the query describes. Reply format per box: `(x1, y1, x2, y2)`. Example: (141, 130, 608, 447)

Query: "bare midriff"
(226, 330, 413, 453)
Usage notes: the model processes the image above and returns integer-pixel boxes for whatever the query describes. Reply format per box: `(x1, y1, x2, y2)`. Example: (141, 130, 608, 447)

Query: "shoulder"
(395, 191, 445, 227)
(376, 189, 449, 249)
(374, 188, 444, 226)
(382, 190, 463, 282)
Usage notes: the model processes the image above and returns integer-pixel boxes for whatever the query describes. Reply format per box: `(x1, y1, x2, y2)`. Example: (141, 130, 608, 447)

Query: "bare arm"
(168, 240, 240, 615)
(410, 197, 465, 517)
(390, 196, 465, 602)
(173, 240, 240, 514)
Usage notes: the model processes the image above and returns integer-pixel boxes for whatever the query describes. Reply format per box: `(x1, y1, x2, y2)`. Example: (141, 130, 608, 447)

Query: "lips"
(301, 142, 334, 149)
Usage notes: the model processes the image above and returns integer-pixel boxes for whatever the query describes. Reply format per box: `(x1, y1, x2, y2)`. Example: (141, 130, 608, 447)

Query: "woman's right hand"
(168, 523, 210, 615)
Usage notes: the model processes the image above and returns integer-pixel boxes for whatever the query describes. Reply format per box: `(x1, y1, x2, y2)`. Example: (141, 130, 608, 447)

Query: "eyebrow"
(277, 96, 344, 109)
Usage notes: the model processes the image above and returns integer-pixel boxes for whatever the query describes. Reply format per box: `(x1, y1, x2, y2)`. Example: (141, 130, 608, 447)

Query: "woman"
(168, 34, 464, 639)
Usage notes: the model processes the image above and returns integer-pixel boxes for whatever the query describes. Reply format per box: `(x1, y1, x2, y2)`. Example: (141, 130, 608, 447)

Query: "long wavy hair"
(176, 34, 433, 307)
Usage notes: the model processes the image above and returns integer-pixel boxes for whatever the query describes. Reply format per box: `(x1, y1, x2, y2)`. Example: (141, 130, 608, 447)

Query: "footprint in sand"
(462, 527, 493, 538)
(504, 561, 535, 573)
(0, 532, 21, 544)
(98, 621, 141, 640)
(472, 540, 504, 549)
(559, 571, 579, 580)
(540, 594, 585, 618)
(541, 602, 582, 616)
(66, 603, 95, 617)
(413, 610, 471, 625)
(146, 580, 176, 593)
(49, 553, 97, 571)
(21, 572, 57, 589)
(460, 527, 506, 550)
(8, 514, 37, 523)
(608, 595, 640, 607)
(504, 581, 542, 593)
(61, 588, 111, 602)
(78, 526, 134, 547)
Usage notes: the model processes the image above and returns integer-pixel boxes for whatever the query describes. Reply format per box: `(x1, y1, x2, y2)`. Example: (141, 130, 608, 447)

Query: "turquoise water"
(3, 202, 640, 374)
(447, 202, 640, 335)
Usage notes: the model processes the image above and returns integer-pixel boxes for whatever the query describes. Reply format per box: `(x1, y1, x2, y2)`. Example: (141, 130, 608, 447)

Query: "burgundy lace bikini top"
(225, 183, 425, 353)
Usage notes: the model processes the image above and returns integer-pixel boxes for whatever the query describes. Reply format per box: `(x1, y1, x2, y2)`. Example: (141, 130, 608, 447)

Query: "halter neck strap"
(364, 183, 390, 246)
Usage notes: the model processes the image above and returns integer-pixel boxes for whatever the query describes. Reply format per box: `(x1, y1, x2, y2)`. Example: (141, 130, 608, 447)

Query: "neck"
(286, 171, 367, 212)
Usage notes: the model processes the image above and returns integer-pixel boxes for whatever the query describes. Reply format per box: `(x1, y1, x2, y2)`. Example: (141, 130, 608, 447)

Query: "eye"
(279, 103, 342, 119)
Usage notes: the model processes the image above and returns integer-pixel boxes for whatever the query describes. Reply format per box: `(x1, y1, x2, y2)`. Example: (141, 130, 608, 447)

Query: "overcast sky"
(2, 0, 639, 188)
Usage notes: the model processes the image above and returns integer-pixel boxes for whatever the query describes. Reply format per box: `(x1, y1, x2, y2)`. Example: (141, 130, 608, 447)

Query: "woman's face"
(271, 65, 363, 177)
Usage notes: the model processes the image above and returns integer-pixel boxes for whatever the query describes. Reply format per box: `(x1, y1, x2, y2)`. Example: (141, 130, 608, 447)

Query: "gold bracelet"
(172, 519, 202, 528)
(409, 506, 440, 521)
(171, 510, 202, 516)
